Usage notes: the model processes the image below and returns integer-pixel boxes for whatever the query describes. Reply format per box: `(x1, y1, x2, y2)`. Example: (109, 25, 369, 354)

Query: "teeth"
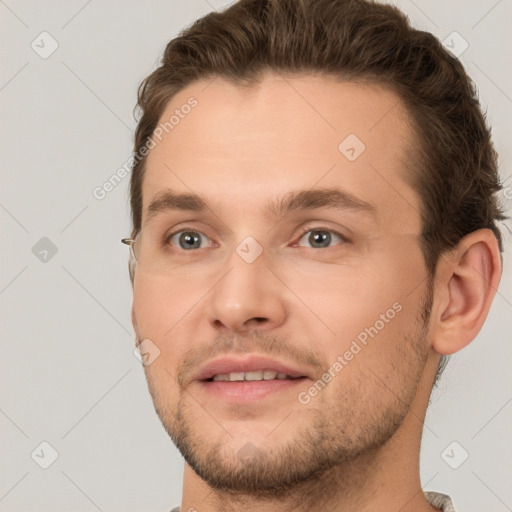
(245, 371, 266, 381)
(211, 371, 296, 382)
(212, 374, 230, 381)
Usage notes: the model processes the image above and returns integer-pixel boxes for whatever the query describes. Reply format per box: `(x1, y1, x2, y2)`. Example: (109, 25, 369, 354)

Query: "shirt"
(170, 490, 457, 511)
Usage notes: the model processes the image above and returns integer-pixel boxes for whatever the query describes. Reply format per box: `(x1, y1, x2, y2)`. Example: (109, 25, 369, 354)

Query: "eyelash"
(294, 225, 350, 249)
(164, 225, 350, 250)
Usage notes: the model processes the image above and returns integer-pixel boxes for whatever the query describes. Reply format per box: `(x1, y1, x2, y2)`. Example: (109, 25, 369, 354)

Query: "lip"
(194, 355, 310, 382)
(198, 378, 307, 402)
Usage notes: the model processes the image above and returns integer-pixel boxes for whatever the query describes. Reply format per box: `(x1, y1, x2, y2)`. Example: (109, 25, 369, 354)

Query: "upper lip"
(195, 355, 310, 381)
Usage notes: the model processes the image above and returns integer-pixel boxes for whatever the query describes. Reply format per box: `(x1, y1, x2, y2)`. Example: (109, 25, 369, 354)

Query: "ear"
(430, 229, 502, 355)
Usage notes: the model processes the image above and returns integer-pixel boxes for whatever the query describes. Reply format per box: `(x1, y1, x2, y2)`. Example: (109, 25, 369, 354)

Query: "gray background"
(1, 1, 511, 511)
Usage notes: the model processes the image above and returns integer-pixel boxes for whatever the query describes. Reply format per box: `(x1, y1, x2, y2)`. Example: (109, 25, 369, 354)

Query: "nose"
(205, 240, 288, 334)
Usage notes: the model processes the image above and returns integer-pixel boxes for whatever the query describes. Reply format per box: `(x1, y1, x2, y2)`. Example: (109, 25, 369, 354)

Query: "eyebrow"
(145, 187, 376, 222)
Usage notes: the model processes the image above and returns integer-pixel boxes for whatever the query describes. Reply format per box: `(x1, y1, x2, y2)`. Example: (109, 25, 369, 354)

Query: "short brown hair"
(129, 0, 505, 281)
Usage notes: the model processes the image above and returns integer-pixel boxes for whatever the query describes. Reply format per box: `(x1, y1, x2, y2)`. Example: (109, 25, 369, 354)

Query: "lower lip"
(198, 378, 307, 402)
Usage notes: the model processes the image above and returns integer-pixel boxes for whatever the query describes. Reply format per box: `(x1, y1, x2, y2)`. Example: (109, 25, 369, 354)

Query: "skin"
(130, 73, 501, 512)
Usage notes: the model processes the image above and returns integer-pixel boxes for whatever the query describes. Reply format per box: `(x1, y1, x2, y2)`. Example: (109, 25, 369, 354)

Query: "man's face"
(131, 74, 434, 497)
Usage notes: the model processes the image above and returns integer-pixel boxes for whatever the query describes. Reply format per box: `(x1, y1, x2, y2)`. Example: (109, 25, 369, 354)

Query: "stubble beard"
(142, 285, 433, 506)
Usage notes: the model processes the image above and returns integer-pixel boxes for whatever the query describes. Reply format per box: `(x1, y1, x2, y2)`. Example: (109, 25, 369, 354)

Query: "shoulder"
(425, 491, 458, 512)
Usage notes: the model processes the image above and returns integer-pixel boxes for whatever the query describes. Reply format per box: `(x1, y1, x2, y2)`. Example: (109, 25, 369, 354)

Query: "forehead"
(142, 73, 421, 232)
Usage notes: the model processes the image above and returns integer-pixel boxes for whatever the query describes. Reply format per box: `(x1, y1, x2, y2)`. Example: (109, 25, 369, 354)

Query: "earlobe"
(431, 229, 501, 356)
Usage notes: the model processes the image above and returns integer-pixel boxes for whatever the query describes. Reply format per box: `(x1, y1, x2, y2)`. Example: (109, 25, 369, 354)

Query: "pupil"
(309, 231, 330, 248)
(179, 232, 201, 250)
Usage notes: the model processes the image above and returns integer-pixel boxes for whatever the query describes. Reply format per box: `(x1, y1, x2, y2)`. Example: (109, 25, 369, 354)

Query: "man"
(122, 0, 504, 510)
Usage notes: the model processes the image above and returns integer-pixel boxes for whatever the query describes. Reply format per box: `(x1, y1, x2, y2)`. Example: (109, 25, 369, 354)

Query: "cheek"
(132, 277, 169, 340)
(287, 246, 426, 357)
(132, 273, 208, 341)
(312, 281, 426, 411)
(295, 259, 420, 322)
(133, 277, 190, 406)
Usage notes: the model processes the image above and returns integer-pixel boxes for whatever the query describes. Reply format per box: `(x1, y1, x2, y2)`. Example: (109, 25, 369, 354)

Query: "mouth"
(205, 370, 303, 382)
(194, 356, 310, 403)
(195, 355, 309, 381)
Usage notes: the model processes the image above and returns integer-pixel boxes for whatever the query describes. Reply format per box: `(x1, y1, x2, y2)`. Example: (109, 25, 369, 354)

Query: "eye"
(296, 228, 347, 249)
(167, 230, 213, 250)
